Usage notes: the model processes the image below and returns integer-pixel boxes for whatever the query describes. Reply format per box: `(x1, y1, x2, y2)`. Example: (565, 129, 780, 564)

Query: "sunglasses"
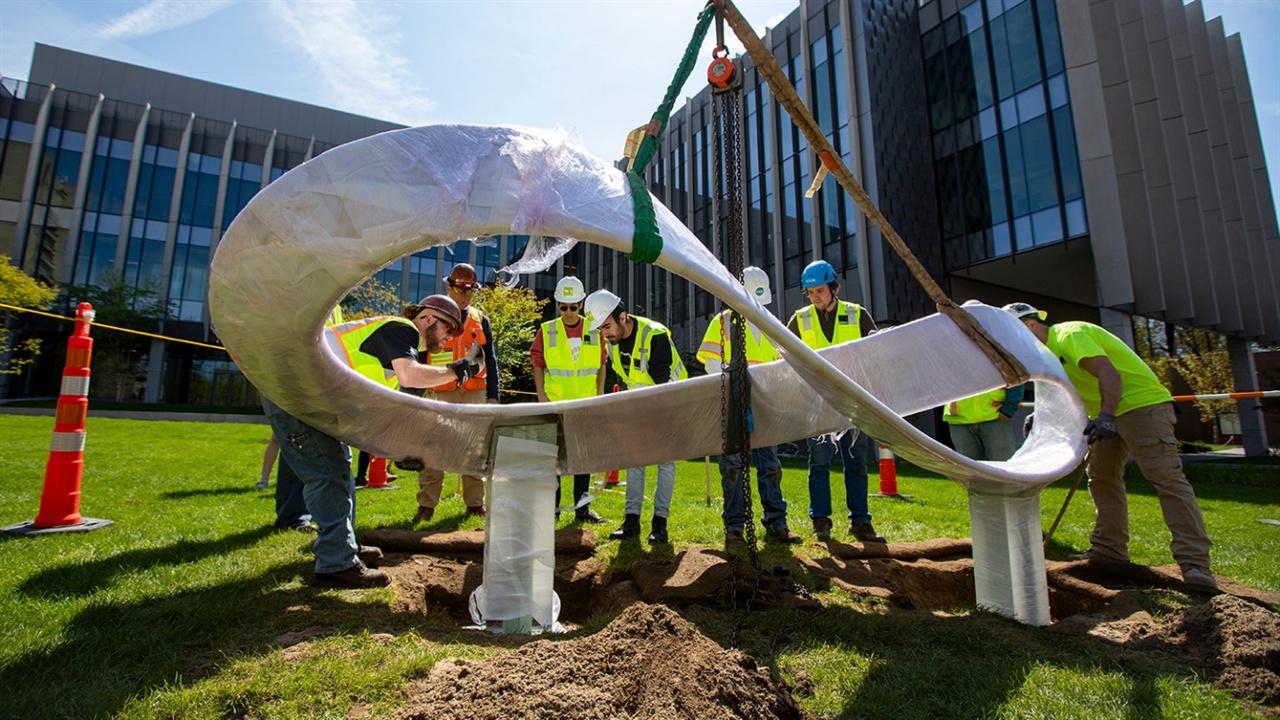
(558, 304, 580, 312)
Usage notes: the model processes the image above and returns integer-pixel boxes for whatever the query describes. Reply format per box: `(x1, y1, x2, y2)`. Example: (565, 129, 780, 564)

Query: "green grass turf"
(0, 415, 1274, 718)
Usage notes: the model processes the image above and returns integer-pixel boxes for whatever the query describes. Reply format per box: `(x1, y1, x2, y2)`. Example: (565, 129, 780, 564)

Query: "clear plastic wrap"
(210, 124, 1087, 624)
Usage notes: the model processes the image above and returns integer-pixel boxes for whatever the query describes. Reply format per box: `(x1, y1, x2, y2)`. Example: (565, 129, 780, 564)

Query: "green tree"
(63, 270, 172, 401)
(1169, 328, 1234, 443)
(0, 256, 58, 375)
(340, 277, 402, 321)
(474, 283, 546, 399)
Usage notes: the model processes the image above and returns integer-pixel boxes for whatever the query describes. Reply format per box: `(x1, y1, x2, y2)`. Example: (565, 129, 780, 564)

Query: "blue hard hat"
(801, 260, 836, 289)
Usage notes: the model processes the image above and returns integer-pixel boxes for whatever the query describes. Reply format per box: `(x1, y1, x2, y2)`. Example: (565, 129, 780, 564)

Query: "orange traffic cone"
(3, 303, 113, 535)
(873, 443, 903, 498)
(364, 456, 398, 490)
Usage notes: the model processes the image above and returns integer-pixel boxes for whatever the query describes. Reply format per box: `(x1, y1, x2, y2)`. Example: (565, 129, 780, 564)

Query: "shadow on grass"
(1, 553, 529, 718)
(161, 486, 263, 499)
(697, 601, 1188, 720)
(16, 527, 275, 597)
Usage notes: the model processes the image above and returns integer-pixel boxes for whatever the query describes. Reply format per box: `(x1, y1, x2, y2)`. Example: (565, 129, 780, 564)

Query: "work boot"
(768, 527, 803, 544)
(575, 509, 606, 525)
(812, 517, 833, 541)
(412, 506, 434, 524)
(648, 516, 669, 544)
(466, 505, 486, 517)
(356, 545, 383, 567)
(609, 514, 641, 540)
(354, 476, 368, 488)
(849, 523, 886, 543)
(314, 562, 389, 589)
(725, 529, 747, 546)
(1181, 566, 1219, 594)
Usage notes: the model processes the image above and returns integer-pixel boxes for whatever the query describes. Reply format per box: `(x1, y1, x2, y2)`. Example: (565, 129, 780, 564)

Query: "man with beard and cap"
(261, 294, 480, 589)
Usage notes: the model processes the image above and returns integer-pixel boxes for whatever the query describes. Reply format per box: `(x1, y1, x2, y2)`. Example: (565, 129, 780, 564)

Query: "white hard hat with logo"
(742, 266, 771, 306)
(554, 276, 586, 304)
(584, 289, 622, 332)
(1002, 302, 1047, 322)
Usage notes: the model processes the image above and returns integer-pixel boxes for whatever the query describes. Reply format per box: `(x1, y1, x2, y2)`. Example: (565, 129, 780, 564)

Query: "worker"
(584, 288, 687, 543)
(943, 385, 1026, 461)
(531, 276, 607, 524)
(414, 263, 499, 524)
(263, 294, 478, 588)
(787, 259, 884, 543)
(697, 266, 801, 545)
(1004, 302, 1217, 593)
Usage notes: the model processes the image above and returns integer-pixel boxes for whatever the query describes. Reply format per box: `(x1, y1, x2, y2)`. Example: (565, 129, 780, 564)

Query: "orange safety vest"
(426, 305, 488, 392)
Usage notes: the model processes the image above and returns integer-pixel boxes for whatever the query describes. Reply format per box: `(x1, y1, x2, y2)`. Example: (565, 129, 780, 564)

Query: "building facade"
(573, 0, 1276, 449)
(2, 0, 1277, 450)
(0, 45, 544, 405)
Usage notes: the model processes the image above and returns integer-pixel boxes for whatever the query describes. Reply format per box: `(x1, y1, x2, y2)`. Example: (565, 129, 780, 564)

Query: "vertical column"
(12, 83, 57, 271)
(1228, 336, 1268, 458)
(61, 93, 106, 284)
(968, 489, 1050, 626)
(475, 423, 560, 634)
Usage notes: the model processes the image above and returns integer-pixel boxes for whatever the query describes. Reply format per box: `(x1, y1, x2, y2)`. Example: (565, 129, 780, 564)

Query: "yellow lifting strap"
(720, 0, 1029, 387)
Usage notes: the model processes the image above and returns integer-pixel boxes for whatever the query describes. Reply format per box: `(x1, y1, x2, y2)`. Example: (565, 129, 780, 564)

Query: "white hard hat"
(1002, 302, 1047, 322)
(554, 276, 586, 304)
(742, 266, 771, 306)
(584, 289, 622, 332)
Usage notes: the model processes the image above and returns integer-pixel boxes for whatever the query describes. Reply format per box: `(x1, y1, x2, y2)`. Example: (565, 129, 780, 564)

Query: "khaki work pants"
(417, 388, 487, 509)
(1084, 403, 1212, 572)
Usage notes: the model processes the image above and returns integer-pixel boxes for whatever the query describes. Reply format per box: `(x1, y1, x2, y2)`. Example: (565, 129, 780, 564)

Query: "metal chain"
(714, 64, 761, 649)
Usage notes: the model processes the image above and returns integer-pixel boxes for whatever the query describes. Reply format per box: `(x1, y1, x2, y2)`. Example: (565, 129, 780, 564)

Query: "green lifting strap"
(625, 5, 716, 265)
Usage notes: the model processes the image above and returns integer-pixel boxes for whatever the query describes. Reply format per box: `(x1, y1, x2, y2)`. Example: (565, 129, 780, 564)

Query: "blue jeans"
(274, 455, 310, 528)
(720, 445, 788, 532)
(807, 430, 871, 525)
(261, 396, 359, 574)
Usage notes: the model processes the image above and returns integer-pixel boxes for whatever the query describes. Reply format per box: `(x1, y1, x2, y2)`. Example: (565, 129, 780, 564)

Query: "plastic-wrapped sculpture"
(209, 124, 1086, 627)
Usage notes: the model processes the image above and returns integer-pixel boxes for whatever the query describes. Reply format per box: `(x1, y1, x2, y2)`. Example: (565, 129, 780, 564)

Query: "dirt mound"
(390, 603, 802, 720)
(1165, 594, 1280, 707)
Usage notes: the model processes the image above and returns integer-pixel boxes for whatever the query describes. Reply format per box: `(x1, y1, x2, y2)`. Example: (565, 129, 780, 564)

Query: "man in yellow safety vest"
(584, 288, 687, 543)
(698, 266, 802, 546)
(787, 259, 884, 544)
(263, 294, 478, 589)
(1005, 302, 1216, 593)
(942, 384, 1025, 461)
(531, 276, 607, 524)
(414, 263, 500, 524)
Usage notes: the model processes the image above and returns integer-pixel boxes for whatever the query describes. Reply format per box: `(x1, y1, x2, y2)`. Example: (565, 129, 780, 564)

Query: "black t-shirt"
(614, 321, 674, 386)
(358, 321, 422, 393)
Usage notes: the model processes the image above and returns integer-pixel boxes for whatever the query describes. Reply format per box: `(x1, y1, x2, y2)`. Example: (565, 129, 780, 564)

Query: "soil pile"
(1164, 594, 1280, 708)
(390, 602, 802, 720)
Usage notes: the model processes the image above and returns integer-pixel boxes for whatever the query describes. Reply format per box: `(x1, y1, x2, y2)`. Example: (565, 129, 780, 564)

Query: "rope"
(0, 302, 228, 351)
(623, 5, 716, 266)
(720, 1, 1030, 388)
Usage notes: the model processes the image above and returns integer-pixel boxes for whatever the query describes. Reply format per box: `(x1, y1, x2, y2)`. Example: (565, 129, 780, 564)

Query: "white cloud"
(100, 0, 237, 40)
(267, 0, 435, 125)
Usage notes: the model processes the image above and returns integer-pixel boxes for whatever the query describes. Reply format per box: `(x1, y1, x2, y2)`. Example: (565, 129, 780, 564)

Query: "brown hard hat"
(403, 294, 463, 334)
(445, 263, 479, 290)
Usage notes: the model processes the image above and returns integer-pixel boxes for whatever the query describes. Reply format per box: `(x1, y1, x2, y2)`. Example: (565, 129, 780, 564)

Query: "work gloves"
(1084, 412, 1118, 444)
(447, 342, 484, 385)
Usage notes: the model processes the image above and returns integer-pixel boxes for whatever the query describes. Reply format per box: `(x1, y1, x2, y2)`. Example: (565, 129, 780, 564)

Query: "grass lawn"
(0, 414, 1276, 719)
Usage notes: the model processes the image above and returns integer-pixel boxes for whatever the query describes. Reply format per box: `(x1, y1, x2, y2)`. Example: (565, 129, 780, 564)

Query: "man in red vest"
(413, 264, 499, 524)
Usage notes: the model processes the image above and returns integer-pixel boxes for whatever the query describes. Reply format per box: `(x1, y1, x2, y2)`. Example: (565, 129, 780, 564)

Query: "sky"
(0, 0, 1277, 209)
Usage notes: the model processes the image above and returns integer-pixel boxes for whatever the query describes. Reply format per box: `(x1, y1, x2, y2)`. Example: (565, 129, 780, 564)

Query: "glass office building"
(587, 0, 1277, 359)
(2, 0, 1277, 413)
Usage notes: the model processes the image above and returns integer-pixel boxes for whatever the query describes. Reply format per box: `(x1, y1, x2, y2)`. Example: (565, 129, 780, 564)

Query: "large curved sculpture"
(209, 125, 1087, 624)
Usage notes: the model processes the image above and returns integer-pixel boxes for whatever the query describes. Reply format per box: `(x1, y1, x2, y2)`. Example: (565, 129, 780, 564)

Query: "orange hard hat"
(445, 263, 480, 290)
(404, 294, 463, 334)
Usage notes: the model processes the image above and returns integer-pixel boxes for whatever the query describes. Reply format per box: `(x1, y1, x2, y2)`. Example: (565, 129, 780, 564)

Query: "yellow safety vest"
(426, 306, 488, 392)
(541, 317, 603, 401)
(610, 316, 687, 388)
(697, 309, 779, 366)
(792, 301, 862, 349)
(325, 316, 414, 389)
(943, 388, 1006, 425)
